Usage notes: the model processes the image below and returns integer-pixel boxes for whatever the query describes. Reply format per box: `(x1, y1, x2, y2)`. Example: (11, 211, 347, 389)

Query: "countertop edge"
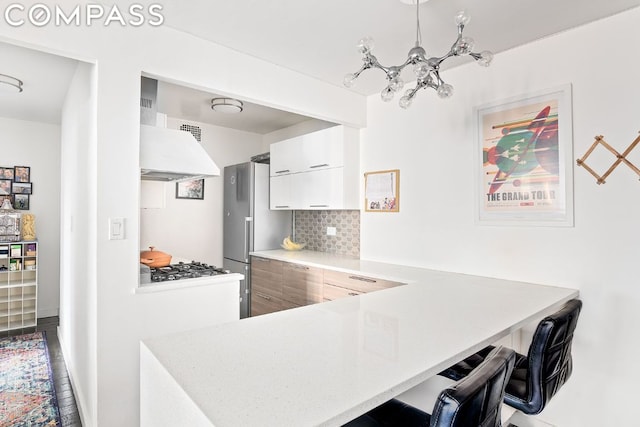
(134, 273, 244, 294)
(250, 250, 579, 292)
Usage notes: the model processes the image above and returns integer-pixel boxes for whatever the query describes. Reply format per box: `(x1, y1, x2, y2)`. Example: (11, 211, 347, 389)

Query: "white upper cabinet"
(302, 126, 344, 171)
(270, 174, 294, 209)
(270, 126, 354, 176)
(270, 125, 359, 210)
(270, 137, 301, 176)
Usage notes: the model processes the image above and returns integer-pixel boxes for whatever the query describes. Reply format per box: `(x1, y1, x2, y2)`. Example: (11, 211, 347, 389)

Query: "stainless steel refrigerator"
(223, 162, 291, 318)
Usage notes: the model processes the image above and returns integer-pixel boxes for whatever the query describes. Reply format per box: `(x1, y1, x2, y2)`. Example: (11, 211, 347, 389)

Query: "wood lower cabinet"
(322, 283, 361, 301)
(251, 255, 406, 316)
(323, 270, 403, 301)
(282, 263, 323, 306)
(251, 257, 284, 317)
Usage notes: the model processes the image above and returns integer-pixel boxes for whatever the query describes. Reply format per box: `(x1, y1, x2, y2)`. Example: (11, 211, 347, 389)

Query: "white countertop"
(142, 253, 578, 426)
(251, 249, 507, 285)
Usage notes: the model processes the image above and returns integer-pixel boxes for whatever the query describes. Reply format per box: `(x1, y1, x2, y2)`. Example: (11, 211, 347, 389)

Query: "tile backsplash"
(294, 210, 360, 257)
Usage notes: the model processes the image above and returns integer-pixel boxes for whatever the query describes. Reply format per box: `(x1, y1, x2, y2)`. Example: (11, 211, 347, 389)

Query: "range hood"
(140, 124, 220, 181)
(140, 77, 220, 182)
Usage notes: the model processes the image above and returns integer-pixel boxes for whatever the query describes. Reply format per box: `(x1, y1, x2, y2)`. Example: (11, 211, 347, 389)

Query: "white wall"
(261, 118, 337, 150)
(361, 8, 640, 426)
(0, 13, 366, 427)
(140, 118, 264, 266)
(60, 61, 98, 426)
(0, 117, 61, 317)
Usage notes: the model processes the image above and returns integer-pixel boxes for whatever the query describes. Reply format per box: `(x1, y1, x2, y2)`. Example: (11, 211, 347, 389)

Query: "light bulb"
(381, 87, 394, 102)
(343, 73, 356, 88)
(389, 77, 404, 92)
(399, 96, 413, 109)
(455, 10, 471, 27)
(437, 83, 454, 99)
(357, 36, 374, 56)
(455, 37, 475, 55)
(477, 50, 494, 67)
(414, 63, 430, 79)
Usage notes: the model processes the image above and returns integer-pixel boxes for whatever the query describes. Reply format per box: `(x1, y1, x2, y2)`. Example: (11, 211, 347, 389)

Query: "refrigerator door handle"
(244, 217, 253, 262)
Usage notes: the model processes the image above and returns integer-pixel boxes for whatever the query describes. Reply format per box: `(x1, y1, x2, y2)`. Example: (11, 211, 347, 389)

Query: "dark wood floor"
(3, 316, 82, 427)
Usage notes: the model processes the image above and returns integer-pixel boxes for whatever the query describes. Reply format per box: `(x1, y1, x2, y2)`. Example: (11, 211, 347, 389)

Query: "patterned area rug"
(0, 331, 61, 427)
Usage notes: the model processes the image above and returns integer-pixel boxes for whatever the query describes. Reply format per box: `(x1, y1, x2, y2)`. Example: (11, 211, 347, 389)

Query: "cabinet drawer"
(282, 263, 323, 305)
(251, 256, 284, 274)
(323, 269, 404, 294)
(323, 283, 361, 301)
(251, 291, 284, 316)
(251, 291, 301, 317)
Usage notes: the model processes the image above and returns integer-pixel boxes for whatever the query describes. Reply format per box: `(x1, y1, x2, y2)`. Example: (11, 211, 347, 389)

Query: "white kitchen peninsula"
(140, 258, 578, 427)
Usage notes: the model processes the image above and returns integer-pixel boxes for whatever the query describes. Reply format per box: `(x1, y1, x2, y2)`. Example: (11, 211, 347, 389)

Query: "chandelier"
(343, 1, 493, 108)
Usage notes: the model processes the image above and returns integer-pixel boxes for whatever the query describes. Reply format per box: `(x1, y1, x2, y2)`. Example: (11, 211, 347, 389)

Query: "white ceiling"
(0, 42, 78, 124)
(155, 80, 322, 134)
(162, 0, 640, 96)
(2, 0, 639, 131)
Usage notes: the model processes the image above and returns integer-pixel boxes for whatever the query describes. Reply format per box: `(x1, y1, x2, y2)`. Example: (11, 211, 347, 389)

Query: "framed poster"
(364, 169, 399, 212)
(476, 84, 574, 226)
(176, 179, 204, 200)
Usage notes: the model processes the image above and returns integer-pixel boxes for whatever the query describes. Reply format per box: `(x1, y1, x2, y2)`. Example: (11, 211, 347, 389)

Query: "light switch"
(327, 226, 337, 236)
(109, 217, 125, 240)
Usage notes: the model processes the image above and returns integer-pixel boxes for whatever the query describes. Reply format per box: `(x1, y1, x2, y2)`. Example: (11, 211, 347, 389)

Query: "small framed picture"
(12, 182, 32, 194)
(176, 179, 204, 200)
(0, 179, 12, 195)
(13, 194, 29, 210)
(0, 195, 14, 205)
(13, 166, 30, 183)
(0, 167, 14, 180)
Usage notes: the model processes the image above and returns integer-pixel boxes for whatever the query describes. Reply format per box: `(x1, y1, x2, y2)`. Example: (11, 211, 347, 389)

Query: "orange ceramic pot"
(140, 246, 172, 268)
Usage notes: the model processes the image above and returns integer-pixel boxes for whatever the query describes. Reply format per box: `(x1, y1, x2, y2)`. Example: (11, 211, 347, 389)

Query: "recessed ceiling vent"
(179, 123, 202, 143)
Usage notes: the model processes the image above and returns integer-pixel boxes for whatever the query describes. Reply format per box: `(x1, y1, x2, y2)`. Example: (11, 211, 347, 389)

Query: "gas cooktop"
(150, 261, 231, 282)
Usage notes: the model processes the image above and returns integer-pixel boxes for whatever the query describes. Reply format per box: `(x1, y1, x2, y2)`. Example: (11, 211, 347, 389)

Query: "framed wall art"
(176, 179, 204, 200)
(13, 166, 30, 183)
(0, 167, 14, 180)
(364, 169, 399, 212)
(12, 182, 32, 195)
(0, 179, 11, 195)
(14, 194, 29, 210)
(476, 84, 574, 226)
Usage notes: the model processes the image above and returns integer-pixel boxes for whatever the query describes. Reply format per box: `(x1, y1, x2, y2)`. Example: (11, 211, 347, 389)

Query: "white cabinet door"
(270, 137, 303, 176)
(302, 126, 344, 171)
(298, 168, 343, 209)
(270, 175, 293, 210)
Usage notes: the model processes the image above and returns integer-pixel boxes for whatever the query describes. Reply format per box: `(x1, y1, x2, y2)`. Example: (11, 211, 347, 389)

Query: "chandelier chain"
(415, 0, 421, 46)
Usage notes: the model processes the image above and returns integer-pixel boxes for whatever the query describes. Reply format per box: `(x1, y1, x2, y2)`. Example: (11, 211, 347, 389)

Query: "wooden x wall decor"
(576, 133, 640, 184)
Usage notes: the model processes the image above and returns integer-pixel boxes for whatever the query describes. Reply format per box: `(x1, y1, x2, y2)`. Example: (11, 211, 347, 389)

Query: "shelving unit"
(0, 241, 37, 332)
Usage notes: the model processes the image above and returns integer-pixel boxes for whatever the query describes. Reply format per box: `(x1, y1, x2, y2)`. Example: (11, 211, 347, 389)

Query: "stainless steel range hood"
(140, 77, 220, 182)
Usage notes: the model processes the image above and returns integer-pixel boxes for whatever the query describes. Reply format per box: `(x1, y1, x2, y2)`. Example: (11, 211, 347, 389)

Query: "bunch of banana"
(282, 236, 305, 251)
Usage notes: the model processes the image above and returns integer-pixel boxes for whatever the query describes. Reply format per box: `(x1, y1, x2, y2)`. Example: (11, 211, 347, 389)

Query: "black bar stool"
(440, 299, 582, 416)
(344, 346, 516, 427)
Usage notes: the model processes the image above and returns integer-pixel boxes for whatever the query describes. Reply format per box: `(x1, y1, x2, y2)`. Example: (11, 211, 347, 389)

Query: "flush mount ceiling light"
(0, 73, 23, 93)
(344, 0, 493, 108)
(211, 97, 244, 113)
